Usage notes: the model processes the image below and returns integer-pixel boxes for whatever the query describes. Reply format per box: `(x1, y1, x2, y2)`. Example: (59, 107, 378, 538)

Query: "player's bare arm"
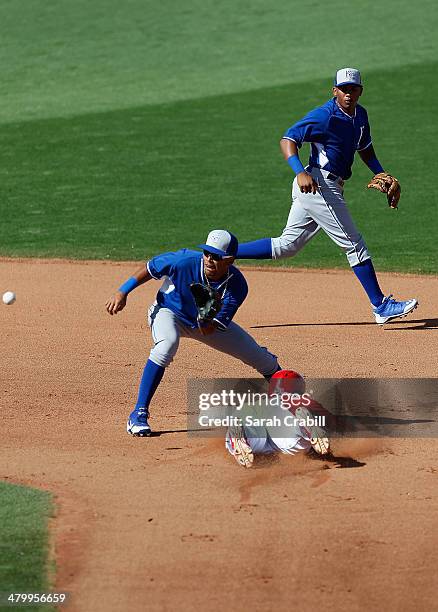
(106, 265, 152, 315)
(280, 138, 318, 194)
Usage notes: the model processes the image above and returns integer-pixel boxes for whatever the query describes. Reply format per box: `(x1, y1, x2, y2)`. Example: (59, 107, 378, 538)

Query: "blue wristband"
(287, 155, 306, 175)
(367, 156, 384, 175)
(118, 276, 139, 294)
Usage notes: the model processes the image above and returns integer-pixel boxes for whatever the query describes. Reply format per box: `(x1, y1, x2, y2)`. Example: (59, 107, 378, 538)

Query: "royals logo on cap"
(334, 68, 362, 87)
(209, 232, 223, 246)
(198, 229, 238, 258)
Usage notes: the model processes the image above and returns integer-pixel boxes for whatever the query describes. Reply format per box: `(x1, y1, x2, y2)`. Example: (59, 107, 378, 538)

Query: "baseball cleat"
(294, 406, 331, 456)
(225, 425, 254, 468)
(309, 436, 331, 455)
(127, 408, 152, 437)
(373, 295, 418, 325)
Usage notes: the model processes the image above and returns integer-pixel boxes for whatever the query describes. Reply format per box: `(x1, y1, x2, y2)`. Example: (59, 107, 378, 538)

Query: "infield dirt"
(1, 259, 437, 612)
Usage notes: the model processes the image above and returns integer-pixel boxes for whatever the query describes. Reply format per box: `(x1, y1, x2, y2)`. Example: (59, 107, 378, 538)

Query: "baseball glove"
(190, 282, 222, 324)
(367, 172, 401, 209)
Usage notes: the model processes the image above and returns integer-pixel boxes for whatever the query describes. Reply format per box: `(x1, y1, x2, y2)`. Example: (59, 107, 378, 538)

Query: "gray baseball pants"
(147, 304, 279, 376)
(271, 167, 370, 267)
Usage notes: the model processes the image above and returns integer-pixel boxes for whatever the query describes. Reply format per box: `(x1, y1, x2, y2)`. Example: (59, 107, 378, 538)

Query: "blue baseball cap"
(334, 68, 362, 87)
(198, 230, 238, 258)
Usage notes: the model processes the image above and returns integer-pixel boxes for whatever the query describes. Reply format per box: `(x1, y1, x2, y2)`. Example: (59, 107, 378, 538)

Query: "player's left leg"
(226, 420, 278, 468)
(197, 323, 282, 468)
(190, 321, 280, 378)
(308, 171, 418, 323)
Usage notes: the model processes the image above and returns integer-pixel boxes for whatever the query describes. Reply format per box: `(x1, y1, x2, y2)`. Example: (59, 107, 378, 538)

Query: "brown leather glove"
(367, 172, 401, 209)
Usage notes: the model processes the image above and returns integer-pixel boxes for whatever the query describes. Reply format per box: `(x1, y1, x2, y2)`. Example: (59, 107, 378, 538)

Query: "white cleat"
(225, 425, 254, 468)
(126, 408, 152, 437)
(309, 436, 331, 455)
(294, 406, 331, 456)
(373, 295, 418, 325)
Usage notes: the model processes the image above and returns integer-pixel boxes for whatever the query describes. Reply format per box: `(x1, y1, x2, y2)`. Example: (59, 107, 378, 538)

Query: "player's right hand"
(297, 171, 318, 194)
(105, 291, 127, 315)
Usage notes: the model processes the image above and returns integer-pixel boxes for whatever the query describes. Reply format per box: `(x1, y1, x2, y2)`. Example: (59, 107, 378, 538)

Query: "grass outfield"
(0, 0, 435, 124)
(0, 0, 436, 272)
(0, 482, 54, 612)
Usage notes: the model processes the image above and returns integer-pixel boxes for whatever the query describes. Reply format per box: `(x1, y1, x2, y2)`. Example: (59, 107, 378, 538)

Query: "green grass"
(0, 0, 436, 272)
(0, 0, 436, 124)
(0, 482, 54, 612)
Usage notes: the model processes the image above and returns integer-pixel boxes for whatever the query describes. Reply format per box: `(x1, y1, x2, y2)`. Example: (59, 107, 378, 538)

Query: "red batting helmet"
(268, 369, 306, 396)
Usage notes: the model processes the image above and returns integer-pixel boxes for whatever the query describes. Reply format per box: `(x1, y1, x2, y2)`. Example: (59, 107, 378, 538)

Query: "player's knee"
(271, 235, 301, 259)
(149, 338, 179, 367)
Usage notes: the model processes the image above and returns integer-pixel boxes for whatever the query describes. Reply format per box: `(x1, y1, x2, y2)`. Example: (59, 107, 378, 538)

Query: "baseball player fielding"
(106, 230, 282, 438)
(236, 67, 418, 326)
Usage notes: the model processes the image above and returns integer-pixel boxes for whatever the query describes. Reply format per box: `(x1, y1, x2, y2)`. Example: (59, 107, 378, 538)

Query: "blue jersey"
(147, 249, 248, 329)
(282, 98, 372, 180)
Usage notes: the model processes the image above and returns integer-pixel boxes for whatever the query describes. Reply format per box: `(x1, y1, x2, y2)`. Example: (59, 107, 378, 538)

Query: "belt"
(306, 165, 343, 184)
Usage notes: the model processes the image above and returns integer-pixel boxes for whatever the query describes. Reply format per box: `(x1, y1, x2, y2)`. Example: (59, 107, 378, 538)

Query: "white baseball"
(2, 291, 16, 305)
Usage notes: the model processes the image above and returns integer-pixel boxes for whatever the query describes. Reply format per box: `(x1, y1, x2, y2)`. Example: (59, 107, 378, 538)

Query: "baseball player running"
(106, 230, 281, 436)
(226, 369, 331, 468)
(237, 68, 418, 325)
